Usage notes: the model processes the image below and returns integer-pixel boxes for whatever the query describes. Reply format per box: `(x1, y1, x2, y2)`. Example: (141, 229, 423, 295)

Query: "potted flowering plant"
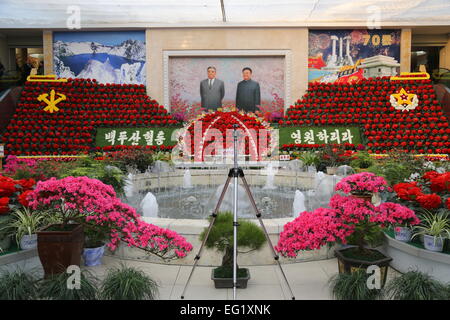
(28, 176, 193, 276)
(335, 172, 390, 202)
(376, 202, 420, 242)
(277, 173, 412, 288)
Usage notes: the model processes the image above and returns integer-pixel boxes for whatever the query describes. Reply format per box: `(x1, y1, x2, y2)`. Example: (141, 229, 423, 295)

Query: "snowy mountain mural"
(53, 31, 146, 85)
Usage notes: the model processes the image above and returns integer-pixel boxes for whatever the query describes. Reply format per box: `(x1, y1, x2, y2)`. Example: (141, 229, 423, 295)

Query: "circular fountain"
(117, 162, 343, 266)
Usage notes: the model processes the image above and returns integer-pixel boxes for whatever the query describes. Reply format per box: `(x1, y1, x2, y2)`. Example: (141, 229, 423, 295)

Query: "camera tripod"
(180, 126, 295, 300)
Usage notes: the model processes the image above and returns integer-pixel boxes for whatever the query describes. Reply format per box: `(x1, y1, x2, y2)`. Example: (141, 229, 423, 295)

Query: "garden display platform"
(0, 253, 401, 300)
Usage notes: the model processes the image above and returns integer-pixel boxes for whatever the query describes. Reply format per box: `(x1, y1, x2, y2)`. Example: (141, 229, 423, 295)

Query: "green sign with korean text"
(95, 128, 181, 147)
(279, 127, 362, 146)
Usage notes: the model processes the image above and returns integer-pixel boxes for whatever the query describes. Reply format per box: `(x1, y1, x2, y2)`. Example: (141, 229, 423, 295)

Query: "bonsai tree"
(200, 212, 266, 276)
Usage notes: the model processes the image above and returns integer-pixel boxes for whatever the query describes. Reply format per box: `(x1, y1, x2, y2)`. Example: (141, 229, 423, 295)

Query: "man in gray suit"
(236, 67, 260, 113)
(200, 66, 225, 110)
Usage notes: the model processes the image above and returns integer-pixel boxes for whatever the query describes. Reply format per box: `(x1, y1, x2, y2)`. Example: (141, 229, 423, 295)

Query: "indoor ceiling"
(0, 0, 449, 28)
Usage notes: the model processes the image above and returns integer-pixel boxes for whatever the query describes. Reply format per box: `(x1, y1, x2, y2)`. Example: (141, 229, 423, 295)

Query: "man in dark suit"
(236, 67, 260, 112)
(200, 66, 225, 110)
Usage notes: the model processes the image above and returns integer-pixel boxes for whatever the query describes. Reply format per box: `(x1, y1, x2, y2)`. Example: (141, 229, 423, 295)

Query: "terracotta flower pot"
(37, 224, 84, 277)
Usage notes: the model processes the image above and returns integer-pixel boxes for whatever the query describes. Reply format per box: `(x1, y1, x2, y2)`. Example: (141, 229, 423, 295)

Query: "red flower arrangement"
(281, 77, 449, 154)
(393, 170, 449, 211)
(183, 111, 272, 161)
(1, 78, 179, 156)
(0, 175, 36, 214)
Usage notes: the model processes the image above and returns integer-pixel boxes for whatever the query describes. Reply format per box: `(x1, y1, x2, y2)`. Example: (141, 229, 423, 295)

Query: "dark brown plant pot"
(211, 268, 250, 289)
(335, 247, 392, 288)
(350, 193, 373, 203)
(37, 224, 84, 277)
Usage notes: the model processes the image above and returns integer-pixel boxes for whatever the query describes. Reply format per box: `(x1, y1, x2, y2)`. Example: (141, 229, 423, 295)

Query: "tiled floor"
(0, 254, 401, 300)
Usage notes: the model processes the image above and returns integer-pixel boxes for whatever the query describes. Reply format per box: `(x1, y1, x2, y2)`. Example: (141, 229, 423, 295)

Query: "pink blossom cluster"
(3, 155, 38, 174)
(329, 193, 378, 224)
(276, 192, 417, 258)
(335, 172, 390, 195)
(28, 176, 193, 260)
(375, 202, 420, 228)
(275, 208, 353, 258)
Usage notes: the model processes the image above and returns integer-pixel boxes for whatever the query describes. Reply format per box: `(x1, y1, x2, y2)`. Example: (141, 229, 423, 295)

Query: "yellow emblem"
(389, 88, 419, 111)
(37, 89, 66, 113)
(391, 88, 414, 106)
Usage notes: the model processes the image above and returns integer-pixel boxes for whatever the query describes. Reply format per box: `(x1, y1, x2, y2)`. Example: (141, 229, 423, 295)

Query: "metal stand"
(181, 126, 295, 300)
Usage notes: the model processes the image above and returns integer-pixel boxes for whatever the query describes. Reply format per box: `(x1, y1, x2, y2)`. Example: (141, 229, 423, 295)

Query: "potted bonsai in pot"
(200, 212, 266, 289)
(412, 210, 450, 252)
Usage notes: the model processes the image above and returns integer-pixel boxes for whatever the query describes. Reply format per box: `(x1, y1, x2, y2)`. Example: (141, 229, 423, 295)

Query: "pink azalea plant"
(335, 172, 391, 196)
(276, 192, 417, 258)
(375, 202, 420, 228)
(27, 176, 193, 260)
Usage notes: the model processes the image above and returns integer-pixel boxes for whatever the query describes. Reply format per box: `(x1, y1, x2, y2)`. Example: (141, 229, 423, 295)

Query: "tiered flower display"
(281, 77, 449, 154)
(1, 78, 179, 156)
(27, 176, 193, 260)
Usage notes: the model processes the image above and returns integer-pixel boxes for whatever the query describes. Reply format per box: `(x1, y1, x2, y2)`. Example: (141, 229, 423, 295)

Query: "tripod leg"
(240, 175, 296, 300)
(180, 175, 232, 299)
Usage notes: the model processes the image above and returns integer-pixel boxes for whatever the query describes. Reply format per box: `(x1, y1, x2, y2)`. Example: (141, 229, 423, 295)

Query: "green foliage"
(200, 212, 266, 253)
(38, 269, 99, 300)
(105, 148, 156, 173)
(412, 210, 450, 239)
(384, 270, 448, 300)
(213, 266, 248, 278)
(350, 152, 374, 169)
(100, 264, 159, 300)
(0, 269, 39, 300)
(60, 157, 125, 195)
(367, 162, 412, 186)
(84, 226, 108, 248)
(2, 207, 45, 245)
(298, 151, 319, 167)
(346, 223, 385, 249)
(329, 269, 381, 300)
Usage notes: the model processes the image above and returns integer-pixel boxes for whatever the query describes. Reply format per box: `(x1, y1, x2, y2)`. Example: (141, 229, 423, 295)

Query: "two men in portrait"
(200, 66, 261, 112)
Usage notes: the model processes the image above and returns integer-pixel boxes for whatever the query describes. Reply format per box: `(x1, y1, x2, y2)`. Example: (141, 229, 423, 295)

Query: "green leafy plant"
(329, 269, 381, 300)
(384, 270, 448, 300)
(2, 207, 45, 245)
(350, 152, 374, 170)
(100, 264, 159, 300)
(38, 269, 99, 300)
(367, 162, 413, 186)
(60, 157, 125, 195)
(0, 269, 39, 300)
(200, 212, 266, 272)
(105, 148, 156, 173)
(0, 214, 14, 251)
(84, 226, 108, 248)
(298, 151, 319, 167)
(412, 210, 450, 241)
